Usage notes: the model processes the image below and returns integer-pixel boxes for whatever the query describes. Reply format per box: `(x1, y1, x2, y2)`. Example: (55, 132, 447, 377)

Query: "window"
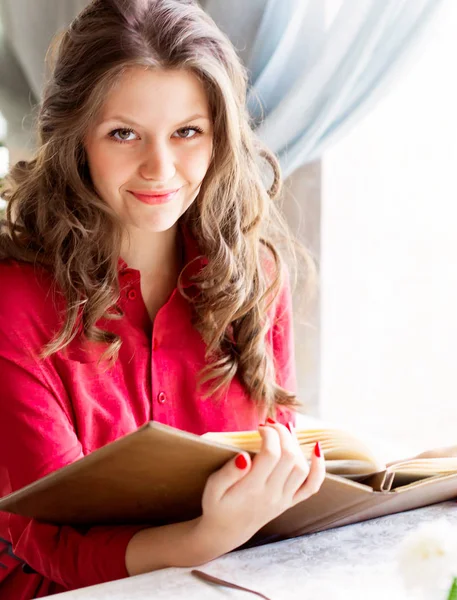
(321, 2, 457, 453)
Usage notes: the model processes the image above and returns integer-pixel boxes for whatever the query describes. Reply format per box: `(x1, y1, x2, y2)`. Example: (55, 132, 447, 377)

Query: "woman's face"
(84, 66, 213, 233)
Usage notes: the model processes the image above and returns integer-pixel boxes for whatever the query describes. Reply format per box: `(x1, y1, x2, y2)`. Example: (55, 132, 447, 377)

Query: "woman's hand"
(194, 420, 325, 553)
(126, 420, 325, 575)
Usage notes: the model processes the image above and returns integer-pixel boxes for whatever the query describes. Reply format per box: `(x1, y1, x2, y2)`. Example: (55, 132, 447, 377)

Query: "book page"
(387, 456, 457, 486)
(202, 414, 387, 479)
(203, 414, 457, 482)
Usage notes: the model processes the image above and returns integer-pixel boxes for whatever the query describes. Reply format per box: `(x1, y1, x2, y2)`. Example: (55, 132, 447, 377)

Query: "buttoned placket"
(119, 264, 170, 419)
(117, 224, 206, 425)
(118, 266, 158, 419)
(150, 304, 170, 414)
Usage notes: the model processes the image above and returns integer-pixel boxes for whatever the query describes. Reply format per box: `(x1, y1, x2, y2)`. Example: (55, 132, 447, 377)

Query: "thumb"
(205, 452, 252, 504)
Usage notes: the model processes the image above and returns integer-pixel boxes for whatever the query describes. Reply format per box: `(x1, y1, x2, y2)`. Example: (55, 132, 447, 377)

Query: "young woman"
(0, 0, 325, 597)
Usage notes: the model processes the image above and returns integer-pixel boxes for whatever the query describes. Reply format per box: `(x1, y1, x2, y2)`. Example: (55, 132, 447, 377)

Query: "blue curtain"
(205, 0, 446, 178)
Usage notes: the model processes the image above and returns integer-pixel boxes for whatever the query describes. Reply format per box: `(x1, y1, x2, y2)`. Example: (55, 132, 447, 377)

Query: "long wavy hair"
(0, 0, 316, 414)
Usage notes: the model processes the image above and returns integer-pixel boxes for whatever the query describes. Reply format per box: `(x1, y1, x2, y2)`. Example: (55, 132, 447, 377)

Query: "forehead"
(97, 66, 210, 124)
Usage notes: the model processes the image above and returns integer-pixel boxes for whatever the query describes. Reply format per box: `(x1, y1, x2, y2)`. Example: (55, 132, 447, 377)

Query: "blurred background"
(0, 0, 455, 457)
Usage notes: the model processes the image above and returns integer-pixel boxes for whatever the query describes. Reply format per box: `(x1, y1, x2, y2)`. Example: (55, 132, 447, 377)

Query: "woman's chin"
(125, 214, 181, 234)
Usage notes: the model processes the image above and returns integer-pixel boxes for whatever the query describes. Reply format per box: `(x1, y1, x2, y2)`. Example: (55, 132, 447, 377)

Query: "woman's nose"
(138, 141, 176, 182)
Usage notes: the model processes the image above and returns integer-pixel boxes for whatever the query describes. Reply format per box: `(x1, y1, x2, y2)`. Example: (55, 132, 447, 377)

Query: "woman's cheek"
(97, 151, 134, 185)
(184, 141, 213, 183)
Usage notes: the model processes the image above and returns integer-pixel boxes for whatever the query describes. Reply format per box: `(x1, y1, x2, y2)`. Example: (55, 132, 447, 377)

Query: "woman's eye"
(108, 125, 204, 143)
(173, 126, 204, 139)
(108, 128, 137, 143)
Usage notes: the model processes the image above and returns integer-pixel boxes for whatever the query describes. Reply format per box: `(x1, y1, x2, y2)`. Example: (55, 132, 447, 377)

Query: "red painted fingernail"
(259, 423, 265, 427)
(314, 441, 322, 458)
(266, 418, 276, 424)
(286, 422, 293, 433)
(235, 454, 248, 469)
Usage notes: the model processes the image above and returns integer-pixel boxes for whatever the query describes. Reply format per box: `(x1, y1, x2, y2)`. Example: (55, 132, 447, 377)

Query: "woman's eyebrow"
(99, 113, 210, 127)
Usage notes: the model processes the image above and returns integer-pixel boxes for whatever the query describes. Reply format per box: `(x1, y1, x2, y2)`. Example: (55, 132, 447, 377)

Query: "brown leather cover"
(0, 422, 456, 546)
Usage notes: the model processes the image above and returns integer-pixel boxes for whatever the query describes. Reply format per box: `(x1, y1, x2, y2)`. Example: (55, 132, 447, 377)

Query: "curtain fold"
(247, 0, 323, 124)
(242, 0, 446, 177)
(0, 0, 447, 178)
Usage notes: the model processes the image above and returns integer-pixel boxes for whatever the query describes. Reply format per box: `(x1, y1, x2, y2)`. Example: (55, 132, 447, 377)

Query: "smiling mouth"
(128, 189, 180, 205)
(129, 188, 180, 196)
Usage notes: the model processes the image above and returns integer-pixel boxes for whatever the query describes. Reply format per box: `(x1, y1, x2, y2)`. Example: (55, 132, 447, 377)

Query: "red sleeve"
(270, 268, 298, 427)
(0, 265, 144, 590)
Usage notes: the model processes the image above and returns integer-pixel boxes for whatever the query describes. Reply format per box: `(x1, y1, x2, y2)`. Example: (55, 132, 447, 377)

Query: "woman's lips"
(129, 189, 179, 205)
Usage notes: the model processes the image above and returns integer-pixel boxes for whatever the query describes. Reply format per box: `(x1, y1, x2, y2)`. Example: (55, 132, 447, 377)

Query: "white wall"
(321, 1, 457, 452)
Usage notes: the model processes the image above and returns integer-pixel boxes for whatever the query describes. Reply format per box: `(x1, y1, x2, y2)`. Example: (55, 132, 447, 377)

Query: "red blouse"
(0, 224, 297, 598)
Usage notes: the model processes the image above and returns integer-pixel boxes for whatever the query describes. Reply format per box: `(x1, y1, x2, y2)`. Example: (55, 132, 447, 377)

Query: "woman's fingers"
(249, 423, 282, 483)
(283, 462, 312, 499)
(205, 420, 325, 516)
(285, 421, 302, 450)
(204, 451, 252, 504)
(264, 421, 308, 492)
(291, 441, 326, 506)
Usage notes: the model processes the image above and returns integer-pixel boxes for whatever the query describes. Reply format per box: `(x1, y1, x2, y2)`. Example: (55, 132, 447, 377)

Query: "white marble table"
(47, 502, 457, 600)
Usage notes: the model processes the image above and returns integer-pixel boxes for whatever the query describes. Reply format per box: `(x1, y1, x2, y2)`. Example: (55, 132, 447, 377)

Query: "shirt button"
(157, 391, 167, 404)
(127, 288, 137, 300)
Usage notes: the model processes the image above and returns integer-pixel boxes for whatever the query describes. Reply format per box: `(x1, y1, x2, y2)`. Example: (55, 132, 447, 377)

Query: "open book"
(204, 419, 457, 491)
(0, 420, 456, 548)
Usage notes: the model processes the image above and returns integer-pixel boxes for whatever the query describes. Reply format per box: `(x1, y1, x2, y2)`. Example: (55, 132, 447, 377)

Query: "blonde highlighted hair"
(0, 0, 315, 414)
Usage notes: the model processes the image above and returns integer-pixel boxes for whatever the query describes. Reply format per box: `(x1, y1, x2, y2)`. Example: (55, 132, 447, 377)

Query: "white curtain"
(205, 0, 447, 177)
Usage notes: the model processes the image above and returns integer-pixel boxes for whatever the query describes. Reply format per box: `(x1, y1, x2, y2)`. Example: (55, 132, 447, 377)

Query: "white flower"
(397, 518, 457, 598)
